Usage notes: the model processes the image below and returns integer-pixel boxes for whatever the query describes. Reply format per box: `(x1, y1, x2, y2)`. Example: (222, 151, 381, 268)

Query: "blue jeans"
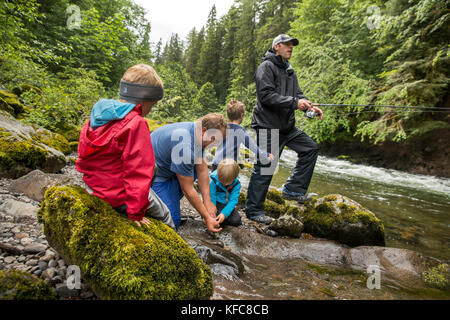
(152, 172, 197, 228)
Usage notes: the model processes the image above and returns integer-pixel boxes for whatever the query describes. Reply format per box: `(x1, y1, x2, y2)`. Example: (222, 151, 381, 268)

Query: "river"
(238, 149, 450, 262)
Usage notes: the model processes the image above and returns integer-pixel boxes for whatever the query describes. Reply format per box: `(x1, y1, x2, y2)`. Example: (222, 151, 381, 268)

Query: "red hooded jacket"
(76, 103, 154, 221)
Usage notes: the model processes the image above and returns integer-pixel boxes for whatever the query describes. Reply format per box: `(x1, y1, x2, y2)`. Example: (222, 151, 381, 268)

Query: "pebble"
(23, 243, 47, 254)
(4, 256, 15, 264)
(48, 259, 57, 268)
(38, 261, 48, 271)
(41, 267, 56, 280)
(25, 259, 38, 266)
(14, 232, 29, 240)
(20, 237, 34, 246)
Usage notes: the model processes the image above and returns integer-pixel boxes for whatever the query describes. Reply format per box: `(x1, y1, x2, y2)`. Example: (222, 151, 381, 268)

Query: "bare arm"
(195, 159, 216, 218)
(177, 173, 222, 233)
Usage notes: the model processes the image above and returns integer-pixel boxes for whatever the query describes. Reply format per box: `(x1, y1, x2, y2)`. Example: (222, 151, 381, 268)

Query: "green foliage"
(0, 270, 57, 300)
(22, 67, 105, 133)
(38, 185, 213, 300)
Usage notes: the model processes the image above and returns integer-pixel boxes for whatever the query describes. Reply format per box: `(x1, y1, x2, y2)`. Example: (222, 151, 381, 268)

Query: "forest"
(1, 0, 449, 158)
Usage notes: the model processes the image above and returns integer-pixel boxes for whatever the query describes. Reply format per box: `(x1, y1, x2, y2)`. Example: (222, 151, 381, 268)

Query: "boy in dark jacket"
(76, 64, 174, 229)
(210, 159, 242, 227)
(245, 34, 324, 225)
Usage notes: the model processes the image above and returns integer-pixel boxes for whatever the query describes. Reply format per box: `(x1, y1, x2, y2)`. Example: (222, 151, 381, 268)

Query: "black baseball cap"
(272, 34, 299, 49)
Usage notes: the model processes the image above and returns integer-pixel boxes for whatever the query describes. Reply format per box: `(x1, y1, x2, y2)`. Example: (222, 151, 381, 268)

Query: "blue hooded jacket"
(90, 99, 136, 129)
(209, 170, 241, 219)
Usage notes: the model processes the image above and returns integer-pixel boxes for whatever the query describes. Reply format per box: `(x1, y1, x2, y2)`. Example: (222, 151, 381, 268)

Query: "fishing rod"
(305, 103, 450, 118)
(313, 103, 450, 110)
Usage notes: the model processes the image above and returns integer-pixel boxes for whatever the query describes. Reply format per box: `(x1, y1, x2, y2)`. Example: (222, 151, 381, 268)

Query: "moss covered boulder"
(0, 89, 24, 117)
(0, 270, 57, 300)
(302, 194, 385, 247)
(38, 185, 213, 300)
(0, 111, 68, 178)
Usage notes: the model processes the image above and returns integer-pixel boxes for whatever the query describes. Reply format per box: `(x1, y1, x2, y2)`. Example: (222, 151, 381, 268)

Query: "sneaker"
(249, 214, 274, 225)
(281, 185, 313, 203)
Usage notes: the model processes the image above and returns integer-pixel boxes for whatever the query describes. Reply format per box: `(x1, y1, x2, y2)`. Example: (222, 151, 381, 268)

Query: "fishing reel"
(305, 110, 319, 119)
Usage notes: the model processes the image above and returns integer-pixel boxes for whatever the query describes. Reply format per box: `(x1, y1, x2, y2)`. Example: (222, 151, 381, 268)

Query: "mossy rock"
(269, 214, 304, 237)
(0, 111, 67, 178)
(266, 189, 285, 205)
(0, 90, 24, 117)
(302, 194, 385, 247)
(0, 270, 57, 300)
(38, 185, 213, 300)
(263, 199, 286, 219)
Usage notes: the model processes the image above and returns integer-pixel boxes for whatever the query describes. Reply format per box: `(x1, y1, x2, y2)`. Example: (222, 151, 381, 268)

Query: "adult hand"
(135, 217, 151, 227)
(298, 99, 313, 111)
(205, 216, 222, 233)
(309, 105, 324, 120)
(204, 200, 217, 219)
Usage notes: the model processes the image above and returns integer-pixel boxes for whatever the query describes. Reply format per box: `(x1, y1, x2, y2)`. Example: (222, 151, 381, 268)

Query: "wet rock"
(269, 215, 304, 237)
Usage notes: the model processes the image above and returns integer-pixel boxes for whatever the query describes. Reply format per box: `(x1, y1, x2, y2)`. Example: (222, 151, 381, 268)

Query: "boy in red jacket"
(76, 64, 174, 229)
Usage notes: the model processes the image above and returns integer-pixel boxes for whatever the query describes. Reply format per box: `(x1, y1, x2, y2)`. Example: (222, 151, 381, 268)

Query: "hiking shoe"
(281, 185, 314, 203)
(249, 214, 274, 225)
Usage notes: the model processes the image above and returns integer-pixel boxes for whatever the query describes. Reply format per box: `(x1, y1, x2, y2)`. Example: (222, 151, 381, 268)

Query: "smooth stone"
(38, 261, 48, 271)
(4, 256, 15, 264)
(48, 259, 57, 268)
(25, 259, 38, 266)
(20, 237, 33, 246)
(23, 243, 47, 254)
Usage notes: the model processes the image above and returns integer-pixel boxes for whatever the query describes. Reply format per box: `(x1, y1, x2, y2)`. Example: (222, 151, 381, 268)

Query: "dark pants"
(245, 127, 319, 218)
(216, 202, 242, 227)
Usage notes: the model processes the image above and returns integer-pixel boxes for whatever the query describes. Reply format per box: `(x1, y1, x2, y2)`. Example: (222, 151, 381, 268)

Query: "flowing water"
(239, 149, 450, 262)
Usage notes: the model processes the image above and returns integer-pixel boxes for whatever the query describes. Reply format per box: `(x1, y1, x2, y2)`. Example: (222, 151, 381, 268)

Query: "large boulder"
(38, 185, 213, 300)
(0, 111, 68, 178)
(302, 194, 385, 247)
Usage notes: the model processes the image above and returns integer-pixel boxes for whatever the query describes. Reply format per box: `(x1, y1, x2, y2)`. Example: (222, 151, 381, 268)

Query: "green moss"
(266, 189, 285, 205)
(69, 141, 79, 152)
(33, 129, 71, 155)
(301, 195, 385, 246)
(0, 137, 49, 171)
(238, 191, 247, 205)
(263, 199, 286, 219)
(11, 84, 42, 97)
(422, 264, 449, 289)
(0, 90, 24, 116)
(38, 185, 213, 300)
(0, 270, 57, 300)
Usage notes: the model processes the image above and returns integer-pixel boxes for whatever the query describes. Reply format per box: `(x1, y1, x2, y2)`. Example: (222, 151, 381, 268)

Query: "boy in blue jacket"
(210, 159, 242, 227)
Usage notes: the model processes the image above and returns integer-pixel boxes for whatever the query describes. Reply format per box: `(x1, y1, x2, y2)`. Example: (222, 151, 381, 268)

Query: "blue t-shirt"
(151, 122, 202, 182)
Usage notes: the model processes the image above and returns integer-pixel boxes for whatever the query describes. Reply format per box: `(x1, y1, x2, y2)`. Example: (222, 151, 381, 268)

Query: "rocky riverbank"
(0, 175, 95, 299)
(1, 162, 449, 300)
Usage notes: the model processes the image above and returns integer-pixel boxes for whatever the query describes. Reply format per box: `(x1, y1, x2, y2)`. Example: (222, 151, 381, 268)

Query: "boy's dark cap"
(272, 34, 299, 49)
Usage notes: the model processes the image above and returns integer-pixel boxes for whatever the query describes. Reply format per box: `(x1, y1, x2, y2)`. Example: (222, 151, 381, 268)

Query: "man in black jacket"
(245, 34, 323, 224)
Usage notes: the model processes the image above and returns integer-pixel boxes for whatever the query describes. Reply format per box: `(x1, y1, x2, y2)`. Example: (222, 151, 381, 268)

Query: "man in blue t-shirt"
(151, 113, 228, 233)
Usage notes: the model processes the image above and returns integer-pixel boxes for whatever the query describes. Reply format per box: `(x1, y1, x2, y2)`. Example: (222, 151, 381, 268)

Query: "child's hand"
(135, 217, 151, 227)
(216, 213, 226, 224)
(268, 153, 275, 161)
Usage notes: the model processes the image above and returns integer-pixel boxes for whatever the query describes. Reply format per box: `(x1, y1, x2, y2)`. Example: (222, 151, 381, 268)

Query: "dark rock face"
(269, 215, 304, 237)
